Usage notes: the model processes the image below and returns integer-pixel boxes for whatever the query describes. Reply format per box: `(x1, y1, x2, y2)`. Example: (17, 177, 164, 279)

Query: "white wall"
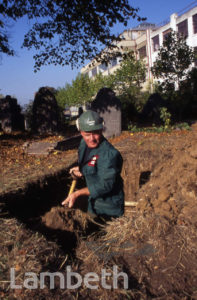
(149, 6, 197, 67)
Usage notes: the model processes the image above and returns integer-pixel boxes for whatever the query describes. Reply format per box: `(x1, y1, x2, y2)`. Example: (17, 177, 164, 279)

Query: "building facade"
(81, 22, 155, 81)
(81, 3, 197, 88)
(150, 4, 197, 77)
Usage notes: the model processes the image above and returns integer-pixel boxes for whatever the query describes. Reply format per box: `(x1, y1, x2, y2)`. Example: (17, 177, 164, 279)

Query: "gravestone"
(91, 88, 121, 138)
(32, 87, 60, 134)
(0, 95, 24, 133)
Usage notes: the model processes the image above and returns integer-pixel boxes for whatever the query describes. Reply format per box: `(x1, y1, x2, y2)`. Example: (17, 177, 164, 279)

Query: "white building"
(81, 3, 197, 88)
(81, 22, 156, 80)
(149, 3, 197, 80)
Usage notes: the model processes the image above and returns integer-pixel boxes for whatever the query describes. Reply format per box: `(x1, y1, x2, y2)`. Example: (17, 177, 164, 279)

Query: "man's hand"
(70, 166, 83, 178)
(61, 187, 90, 208)
(61, 191, 78, 208)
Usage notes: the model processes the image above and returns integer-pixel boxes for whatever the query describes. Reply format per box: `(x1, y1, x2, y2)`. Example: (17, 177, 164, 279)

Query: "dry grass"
(1, 208, 197, 299)
(0, 216, 66, 299)
(75, 212, 197, 299)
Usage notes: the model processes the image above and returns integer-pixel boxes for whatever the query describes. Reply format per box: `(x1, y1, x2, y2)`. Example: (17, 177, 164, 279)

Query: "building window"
(138, 46, 147, 59)
(177, 19, 188, 38)
(92, 67, 97, 77)
(131, 31, 138, 40)
(117, 56, 123, 64)
(88, 70, 92, 78)
(110, 58, 117, 67)
(152, 35, 159, 52)
(193, 14, 197, 34)
(194, 47, 197, 67)
(163, 28, 171, 41)
(99, 63, 108, 72)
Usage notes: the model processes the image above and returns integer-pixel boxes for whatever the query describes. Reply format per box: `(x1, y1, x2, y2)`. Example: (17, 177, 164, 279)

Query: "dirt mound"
(117, 125, 197, 227)
(37, 125, 197, 298)
(75, 213, 197, 299)
(135, 128, 197, 226)
(41, 206, 88, 232)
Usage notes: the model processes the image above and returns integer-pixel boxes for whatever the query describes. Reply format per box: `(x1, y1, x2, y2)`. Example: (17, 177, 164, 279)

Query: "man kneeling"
(62, 110, 124, 220)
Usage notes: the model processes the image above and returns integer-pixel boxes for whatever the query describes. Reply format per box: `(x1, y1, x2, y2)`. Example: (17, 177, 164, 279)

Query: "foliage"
(0, 0, 145, 70)
(56, 52, 147, 123)
(159, 107, 171, 129)
(112, 51, 147, 126)
(128, 110, 191, 134)
(56, 73, 95, 109)
(181, 67, 197, 102)
(56, 83, 74, 109)
(91, 72, 115, 93)
(157, 67, 197, 121)
(56, 72, 116, 109)
(151, 31, 195, 91)
(128, 122, 191, 133)
(129, 106, 173, 133)
(114, 51, 146, 97)
(56, 52, 148, 130)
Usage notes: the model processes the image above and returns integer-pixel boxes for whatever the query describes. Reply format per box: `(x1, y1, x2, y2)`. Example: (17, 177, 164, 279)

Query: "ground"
(0, 124, 197, 299)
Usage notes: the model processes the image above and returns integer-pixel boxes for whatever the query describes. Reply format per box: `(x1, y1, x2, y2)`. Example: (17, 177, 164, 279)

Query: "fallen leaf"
(15, 264, 21, 271)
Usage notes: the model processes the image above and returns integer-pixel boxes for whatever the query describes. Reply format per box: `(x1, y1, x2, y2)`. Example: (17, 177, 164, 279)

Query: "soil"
(0, 132, 80, 195)
(0, 124, 197, 299)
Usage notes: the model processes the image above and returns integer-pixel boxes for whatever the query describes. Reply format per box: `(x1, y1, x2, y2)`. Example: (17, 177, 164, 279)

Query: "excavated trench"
(0, 135, 162, 260)
(0, 154, 152, 255)
(0, 159, 154, 298)
(2, 131, 197, 299)
(1, 136, 170, 299)
(1, 171, 78, 252)
(1, 129, 197, 298)
(0, 167, 111, 255)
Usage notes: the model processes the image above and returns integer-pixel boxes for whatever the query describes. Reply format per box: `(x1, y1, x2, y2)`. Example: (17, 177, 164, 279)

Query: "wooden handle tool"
(68, 179, 77, 196)
(67, 171, 78, 196)
(124, 201, 137, 207)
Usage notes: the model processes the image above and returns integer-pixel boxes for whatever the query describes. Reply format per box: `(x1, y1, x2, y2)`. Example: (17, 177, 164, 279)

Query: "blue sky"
(0, 0, 195, 107)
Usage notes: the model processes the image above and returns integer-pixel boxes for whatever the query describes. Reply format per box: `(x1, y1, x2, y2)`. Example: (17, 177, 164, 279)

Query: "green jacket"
(78, 136, 124, 217)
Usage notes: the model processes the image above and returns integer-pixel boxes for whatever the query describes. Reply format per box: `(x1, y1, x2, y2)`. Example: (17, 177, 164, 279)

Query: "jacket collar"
(78, 135, 105, 166)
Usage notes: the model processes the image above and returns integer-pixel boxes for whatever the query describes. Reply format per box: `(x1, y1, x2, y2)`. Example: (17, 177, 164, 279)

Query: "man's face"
(80, 130, 102, 148)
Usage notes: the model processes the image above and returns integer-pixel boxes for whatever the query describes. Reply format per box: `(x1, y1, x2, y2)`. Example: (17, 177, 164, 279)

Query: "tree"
(0, 0, 144, 70)
(56, 52, 147, 124)
(108, 51, 147, 126)
(91, 72, 115, 94)
(114, 51, 146, 97)
(151, 31, 195, 91)
(56, 71, 116, 109)
(56, 73, 94, 108)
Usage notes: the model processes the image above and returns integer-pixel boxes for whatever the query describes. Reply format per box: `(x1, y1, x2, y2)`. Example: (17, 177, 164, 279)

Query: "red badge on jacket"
(88, 155, 99, 167)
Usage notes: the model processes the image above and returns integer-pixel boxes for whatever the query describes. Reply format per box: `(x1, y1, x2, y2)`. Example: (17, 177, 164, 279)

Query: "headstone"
(0, 95, 24, 133)
(32, 87, 60, 134)
(91, 88, 121, 138)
